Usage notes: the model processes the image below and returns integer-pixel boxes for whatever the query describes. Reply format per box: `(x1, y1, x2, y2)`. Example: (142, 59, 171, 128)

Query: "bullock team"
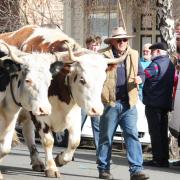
(0, 24, 123, 179)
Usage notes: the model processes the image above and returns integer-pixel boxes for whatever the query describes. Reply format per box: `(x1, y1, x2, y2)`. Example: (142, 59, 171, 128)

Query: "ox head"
(55, 44, 125, 116)
(0, 41, 64, 116)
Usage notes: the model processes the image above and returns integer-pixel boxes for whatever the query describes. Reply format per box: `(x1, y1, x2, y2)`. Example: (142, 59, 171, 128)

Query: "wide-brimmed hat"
(104, 27, 135, 44)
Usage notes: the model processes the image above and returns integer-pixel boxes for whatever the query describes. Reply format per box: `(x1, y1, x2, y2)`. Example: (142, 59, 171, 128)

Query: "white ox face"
(69, 53, 107, 116)
(11, 54, 54, 116)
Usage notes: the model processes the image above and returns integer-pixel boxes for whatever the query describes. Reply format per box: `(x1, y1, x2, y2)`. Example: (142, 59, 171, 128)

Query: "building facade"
(0, 0, 179, 54)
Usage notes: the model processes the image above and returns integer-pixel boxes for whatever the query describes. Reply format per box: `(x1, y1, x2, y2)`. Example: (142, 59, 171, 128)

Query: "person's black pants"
(145, 106, 169, 163)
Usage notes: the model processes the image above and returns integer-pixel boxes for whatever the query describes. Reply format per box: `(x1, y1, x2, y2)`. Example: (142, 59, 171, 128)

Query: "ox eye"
(79, 77, 86, 85)
(25, 79, 33, 85)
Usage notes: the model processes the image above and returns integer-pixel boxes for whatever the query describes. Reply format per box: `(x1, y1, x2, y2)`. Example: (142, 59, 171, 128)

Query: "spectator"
(169, 22, 180, 166)
(97, 27, 149, 180)
(143, 42, 175, 167)
(85, 35, 101, 52)
(81, 35, 102, 155)
(139, 43, 152, 100)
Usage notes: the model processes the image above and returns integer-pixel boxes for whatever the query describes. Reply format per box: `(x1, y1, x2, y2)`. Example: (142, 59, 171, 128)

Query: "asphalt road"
(1, 143, 180, 180)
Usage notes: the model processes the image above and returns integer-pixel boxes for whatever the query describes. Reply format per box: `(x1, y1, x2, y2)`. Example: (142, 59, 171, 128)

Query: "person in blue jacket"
(138, 43, 152, 100)
(143, 42, 175, 168)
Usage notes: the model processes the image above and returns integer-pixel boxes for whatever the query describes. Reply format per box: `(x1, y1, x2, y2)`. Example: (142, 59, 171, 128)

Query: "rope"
(108, 0, 111, 36)
(10, 74, 22, 107)
(118, 0, 126, 31)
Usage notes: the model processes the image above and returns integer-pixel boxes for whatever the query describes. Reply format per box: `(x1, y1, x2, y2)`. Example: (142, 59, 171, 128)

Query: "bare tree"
(0, 0, 64, 33)
(0, 0, 21, 32)
(156, 0, 176, 54)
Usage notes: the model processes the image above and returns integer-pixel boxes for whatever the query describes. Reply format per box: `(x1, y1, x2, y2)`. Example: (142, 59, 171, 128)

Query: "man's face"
(176, 25, 180, 34)
(87, 42, 101, 52)
(151, 49, 159, 59)
(176, 37, 180, 49)
(111, 38, 128, 53)
(143, 47, 151, 60)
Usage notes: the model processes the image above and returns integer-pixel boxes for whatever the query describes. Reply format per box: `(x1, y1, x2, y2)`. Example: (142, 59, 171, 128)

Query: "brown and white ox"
(0, 24, 124, 178)
(0, 41, 65, 179)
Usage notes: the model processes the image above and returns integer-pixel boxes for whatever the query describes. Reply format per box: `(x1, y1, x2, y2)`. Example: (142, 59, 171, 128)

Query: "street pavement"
(0, 143, 180, 180)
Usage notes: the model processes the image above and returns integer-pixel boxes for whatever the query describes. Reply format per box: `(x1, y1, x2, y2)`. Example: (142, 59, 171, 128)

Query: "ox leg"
(39, 129, 60, 178)
(19, 109, 45, 172)
(0, 92, 5, 103)
(0, 110, 20, 179)
(55, 126, 81, 166)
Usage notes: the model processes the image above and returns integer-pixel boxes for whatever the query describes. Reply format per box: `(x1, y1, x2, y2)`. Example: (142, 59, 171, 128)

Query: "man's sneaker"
(143, 160, 169, 167)
(99, 170, 113, 180)
(130, 171, 149, 180)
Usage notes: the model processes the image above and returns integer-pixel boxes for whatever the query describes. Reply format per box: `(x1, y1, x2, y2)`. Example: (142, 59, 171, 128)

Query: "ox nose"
(34, 106, 51, 116)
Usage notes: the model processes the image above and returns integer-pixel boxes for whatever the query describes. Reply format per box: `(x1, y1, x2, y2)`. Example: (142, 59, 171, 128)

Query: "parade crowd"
(76, 22, 180, 180)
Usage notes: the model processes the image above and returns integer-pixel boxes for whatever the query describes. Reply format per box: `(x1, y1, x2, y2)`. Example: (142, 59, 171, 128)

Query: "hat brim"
(104, 35, 135, 44)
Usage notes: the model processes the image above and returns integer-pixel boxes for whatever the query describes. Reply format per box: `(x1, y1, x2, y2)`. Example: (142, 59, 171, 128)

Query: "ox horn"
(0, 41, 23, 64)
(105, 51, 128, 64)
(106, 56, 125, 64)
(65, 42, 80, 62)
(54, 42, 80, 63)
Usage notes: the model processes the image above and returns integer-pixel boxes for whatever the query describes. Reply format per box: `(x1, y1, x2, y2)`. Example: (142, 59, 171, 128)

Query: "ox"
(0, 24, 125, 178)
(0, 41, 65, 179)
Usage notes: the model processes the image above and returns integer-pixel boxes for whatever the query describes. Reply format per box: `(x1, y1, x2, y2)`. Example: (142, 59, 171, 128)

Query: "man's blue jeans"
(81, 110, 100, 154)
(97, 100, 143, 175)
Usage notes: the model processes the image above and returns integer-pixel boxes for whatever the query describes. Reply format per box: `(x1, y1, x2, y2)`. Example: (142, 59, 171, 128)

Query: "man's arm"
(144, 62, 160, 79)
(135, 61, 145, 85)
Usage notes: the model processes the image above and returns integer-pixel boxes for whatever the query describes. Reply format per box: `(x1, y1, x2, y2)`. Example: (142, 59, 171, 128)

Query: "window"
(141, 14, 152, 31)
(140, 35, 152, 56)
(86, 0, 117, 7)
(156, 35, 161, 42)
(85, 1, 119, 47)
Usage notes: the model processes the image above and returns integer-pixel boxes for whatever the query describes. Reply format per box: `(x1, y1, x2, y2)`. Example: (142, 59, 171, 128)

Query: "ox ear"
(2, 59, 21, 74)
(50, 61, 64, 77)
(0, 66, 10, 91)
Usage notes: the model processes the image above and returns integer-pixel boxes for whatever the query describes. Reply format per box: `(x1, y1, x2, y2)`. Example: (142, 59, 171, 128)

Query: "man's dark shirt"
(112, 47, 145, 102)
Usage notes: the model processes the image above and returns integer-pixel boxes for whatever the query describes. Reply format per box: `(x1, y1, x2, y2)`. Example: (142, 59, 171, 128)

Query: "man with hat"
(97, 27, 149, 180)
(143, 42, 175, 167)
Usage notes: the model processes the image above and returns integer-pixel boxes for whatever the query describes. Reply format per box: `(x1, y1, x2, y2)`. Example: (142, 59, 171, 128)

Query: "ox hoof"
(55, 155, 63, 167)
(32, 163, 45, 172)
(45, 169, 60, 178)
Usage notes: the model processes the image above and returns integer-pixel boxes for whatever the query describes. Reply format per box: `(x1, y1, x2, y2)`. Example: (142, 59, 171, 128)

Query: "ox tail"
(12, 130, 21, 148)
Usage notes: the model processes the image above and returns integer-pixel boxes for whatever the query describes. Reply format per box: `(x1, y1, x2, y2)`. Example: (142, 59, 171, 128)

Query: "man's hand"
(175, 64, 180, 71)
(134, 76, 142, 85)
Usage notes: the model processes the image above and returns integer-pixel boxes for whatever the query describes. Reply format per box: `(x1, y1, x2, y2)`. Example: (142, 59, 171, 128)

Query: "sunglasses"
(117, 38, 128, 43)
(143, 50, 151, 53)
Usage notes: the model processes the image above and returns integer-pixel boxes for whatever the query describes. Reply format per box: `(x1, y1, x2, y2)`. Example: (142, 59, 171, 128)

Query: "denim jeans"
(81, 109, 100, 154)
(97, 100, 143, 175)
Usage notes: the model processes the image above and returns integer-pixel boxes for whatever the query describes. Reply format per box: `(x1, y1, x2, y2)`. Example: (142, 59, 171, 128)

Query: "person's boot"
(99, 170, 113, 179)
(130, 171, 149, 180)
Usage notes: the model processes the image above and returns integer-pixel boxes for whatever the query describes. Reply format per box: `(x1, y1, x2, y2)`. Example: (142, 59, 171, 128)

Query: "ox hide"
(0, 24, 123, 178)
(0, 41, 65, 180)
